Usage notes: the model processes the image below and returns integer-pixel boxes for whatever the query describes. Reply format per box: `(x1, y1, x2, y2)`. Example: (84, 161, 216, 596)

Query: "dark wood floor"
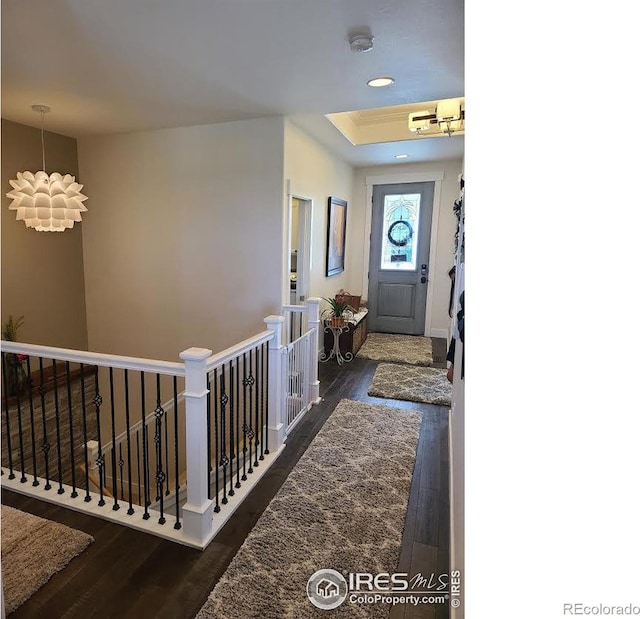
(2, 340, 450, 619)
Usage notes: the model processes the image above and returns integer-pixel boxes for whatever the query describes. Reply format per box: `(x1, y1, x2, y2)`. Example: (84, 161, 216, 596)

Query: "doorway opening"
(288, 196, 312, 306)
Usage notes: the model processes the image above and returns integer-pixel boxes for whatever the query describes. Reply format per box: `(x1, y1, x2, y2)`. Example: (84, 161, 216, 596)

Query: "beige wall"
(77, 117, 285, 361)
(283, 121, 355, 305)
(1, 119, 88, 349)
(352, 159, 463, 336)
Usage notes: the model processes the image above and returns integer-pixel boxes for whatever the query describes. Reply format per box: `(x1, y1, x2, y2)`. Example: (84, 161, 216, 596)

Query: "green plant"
(2, 315, 24, 341)
(322, 295, 354, 319)
(2, 315, 30, 397)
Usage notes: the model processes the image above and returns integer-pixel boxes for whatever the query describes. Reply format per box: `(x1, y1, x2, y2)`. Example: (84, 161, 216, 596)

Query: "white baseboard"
(430, 328, 449, 339)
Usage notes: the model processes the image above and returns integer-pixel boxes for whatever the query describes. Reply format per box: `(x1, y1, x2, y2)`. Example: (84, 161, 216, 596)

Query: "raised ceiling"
(1, 0, 464, 167)
(326, 98, 465, 145)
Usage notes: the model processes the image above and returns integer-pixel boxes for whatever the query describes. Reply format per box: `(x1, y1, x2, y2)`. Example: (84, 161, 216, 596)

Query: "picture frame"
(325, 196, 347, 277)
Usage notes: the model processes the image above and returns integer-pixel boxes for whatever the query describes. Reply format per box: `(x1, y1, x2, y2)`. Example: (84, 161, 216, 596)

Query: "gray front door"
(367, 182, 434, 334)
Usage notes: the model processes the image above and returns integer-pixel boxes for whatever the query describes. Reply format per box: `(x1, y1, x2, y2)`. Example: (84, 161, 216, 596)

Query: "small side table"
(319, 323, 354, 365)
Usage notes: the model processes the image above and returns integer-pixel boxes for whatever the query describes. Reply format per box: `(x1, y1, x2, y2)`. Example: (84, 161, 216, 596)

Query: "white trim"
(424, 179, 442, 337)
(283, 182, 313, 307)
(1, 446, 285, 550)
(295, 196, 312, 304)
(362, 185, 374, 299)
(362, 169, 445, 336)
(430, 328, 449, 340)
(0, 341, 185, 376)
(205, 330, 274, 373)
(364, 171, 444, 185)
(283, 186, 293, 307)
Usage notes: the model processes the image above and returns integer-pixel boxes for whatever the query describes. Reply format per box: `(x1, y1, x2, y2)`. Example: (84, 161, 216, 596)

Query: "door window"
(380, 193, 421, 271)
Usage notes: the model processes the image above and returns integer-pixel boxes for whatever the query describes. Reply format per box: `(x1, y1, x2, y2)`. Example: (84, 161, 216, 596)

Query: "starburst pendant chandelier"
(6, 105, 88, 232)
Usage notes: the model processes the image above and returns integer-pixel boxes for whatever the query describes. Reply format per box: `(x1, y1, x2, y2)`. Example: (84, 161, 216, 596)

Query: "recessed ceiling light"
(367, 77, 394, 88)
(395, 154, 409, 159)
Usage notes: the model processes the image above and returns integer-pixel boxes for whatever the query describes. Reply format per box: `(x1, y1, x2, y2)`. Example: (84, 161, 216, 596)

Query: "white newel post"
(264, 315, 286, 451)
(179, 347, 214, 546)
(305, 297, 322, 404)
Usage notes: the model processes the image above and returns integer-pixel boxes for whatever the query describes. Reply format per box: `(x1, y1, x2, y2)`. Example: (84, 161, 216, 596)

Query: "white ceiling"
(1, 0, 464, 167)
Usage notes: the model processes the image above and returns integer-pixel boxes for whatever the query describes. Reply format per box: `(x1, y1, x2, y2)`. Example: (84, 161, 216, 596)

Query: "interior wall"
(77, 117, 285, 361)
(352, 159, 463, 335)
(283, 121, 355, 307)
(1, 119, 89, 349)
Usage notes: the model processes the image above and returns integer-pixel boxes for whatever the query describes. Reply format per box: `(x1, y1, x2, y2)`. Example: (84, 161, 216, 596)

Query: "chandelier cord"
(40, 110, 47, 173)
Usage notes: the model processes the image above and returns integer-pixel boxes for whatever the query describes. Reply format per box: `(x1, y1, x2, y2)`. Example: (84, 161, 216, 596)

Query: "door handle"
(421, 276, 427, 284)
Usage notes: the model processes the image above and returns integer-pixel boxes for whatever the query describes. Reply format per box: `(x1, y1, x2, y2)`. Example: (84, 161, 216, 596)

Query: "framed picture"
(326, 197, 347, 277)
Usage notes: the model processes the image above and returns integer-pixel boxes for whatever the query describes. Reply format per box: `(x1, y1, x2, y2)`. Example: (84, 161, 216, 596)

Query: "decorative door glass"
(380, 193, 421, 270)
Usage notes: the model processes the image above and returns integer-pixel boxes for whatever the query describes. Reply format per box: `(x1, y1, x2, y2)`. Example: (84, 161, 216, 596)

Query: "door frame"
(362, 170, 444, 337)
(283, 179, 313, 308)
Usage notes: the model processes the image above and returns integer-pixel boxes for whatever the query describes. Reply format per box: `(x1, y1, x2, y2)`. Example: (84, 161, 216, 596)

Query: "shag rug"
(357, 333, 433, 366)
(196, 399, 422, 619)
(1, 505, 94, 614)
(368, 363, 452, 407)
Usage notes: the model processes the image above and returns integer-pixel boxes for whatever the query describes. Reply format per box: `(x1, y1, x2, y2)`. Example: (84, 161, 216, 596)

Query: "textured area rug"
(196, 399, 422, 619)
(357, 333, 433, 366)
(1, 505, 94, 614)
(368, 363, 452, 407)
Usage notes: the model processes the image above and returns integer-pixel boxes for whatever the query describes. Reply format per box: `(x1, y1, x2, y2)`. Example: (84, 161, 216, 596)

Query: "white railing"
(0, 315, 292, 550)
(282, 298, 321, 414)
(1, 341, 190, 541)
(283, 329, 312, 434)
(1, 303, 323, 549)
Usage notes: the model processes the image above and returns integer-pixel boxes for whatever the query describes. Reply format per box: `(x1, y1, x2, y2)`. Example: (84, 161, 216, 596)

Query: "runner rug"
(1, 505, 94, 614)
(368, 363, 452, 407)
(356, 333, 433, 366)
(196, 399, 422, 619)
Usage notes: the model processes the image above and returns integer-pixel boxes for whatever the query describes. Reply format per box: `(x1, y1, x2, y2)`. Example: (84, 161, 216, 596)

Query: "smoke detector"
(349, 32, 374, 53)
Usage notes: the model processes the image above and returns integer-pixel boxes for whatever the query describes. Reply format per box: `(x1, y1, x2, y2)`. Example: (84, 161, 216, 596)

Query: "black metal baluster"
(25, 357, 39, 486)
(247, 351, 254, 475)
(144, 426, 151, 513)
(228, 361, 235, 497)
(206, 373, 212, 500)
(79, 364, 91, 501)
(92, 369, 105, 506)
(136, 430, 141, 507)
(140, 373, 150, 519)
(257, 344, 263, 457)
(154, 374, 166, 525)
(241, 353, 248, 482)
(124, 370, 134, 514)
(253, 349, 260, 468)
(65, 361, 78, 497)
(264, 342, 270, 456)
(38, 359, 52, 489)
(12, 364, 27, 483)
(220, 367, 229, 505)
(52, 362, 64, 494)
(213, 368, 220, 513)
(258, 346, 264, 461)
(109, 367, 119, 510)
(119, 443, 125, 501)
(173, 376, 181, 530)
(164, 394, 170, 497)
(2, 354, 15, 479)
(235, 357, 241, 489)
